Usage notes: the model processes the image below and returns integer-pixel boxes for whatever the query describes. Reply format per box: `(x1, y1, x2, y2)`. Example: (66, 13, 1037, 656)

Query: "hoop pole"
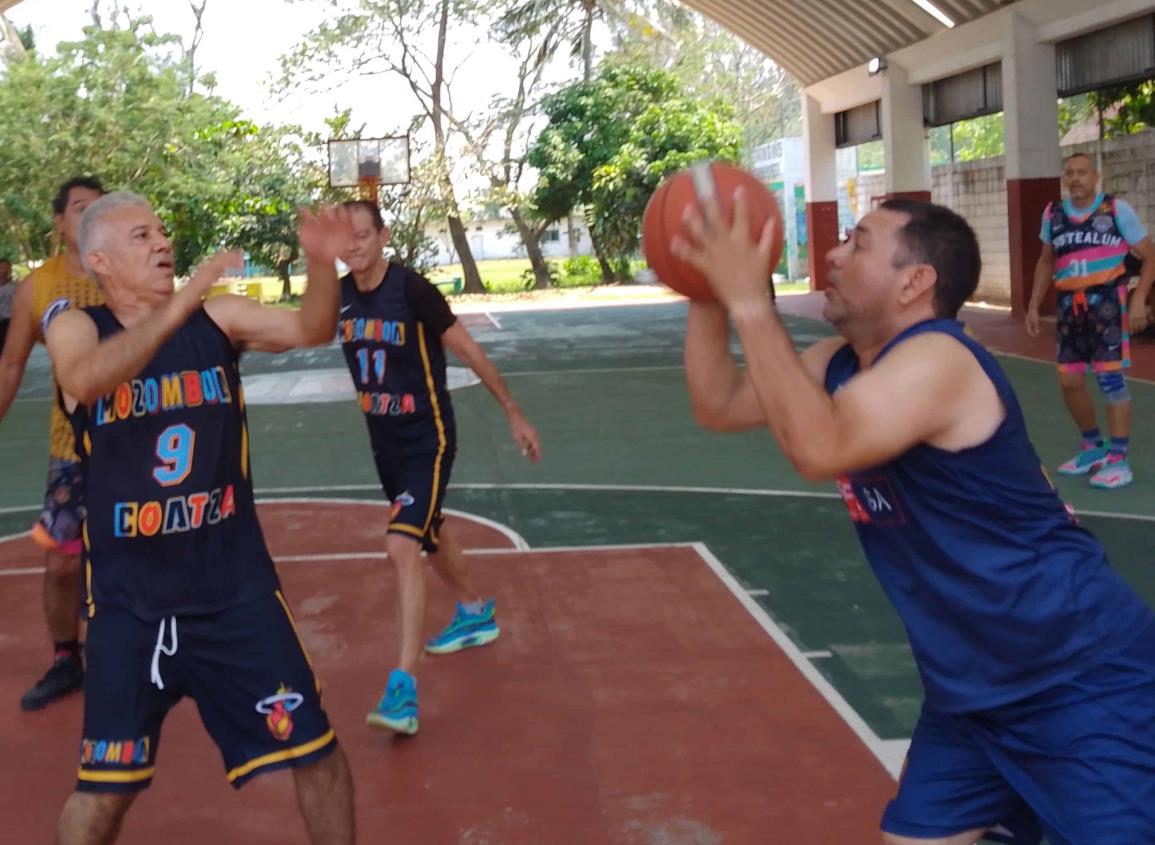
(358, 175, 380, 205)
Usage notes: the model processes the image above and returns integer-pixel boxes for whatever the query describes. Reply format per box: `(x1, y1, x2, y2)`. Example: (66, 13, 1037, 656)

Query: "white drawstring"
(149, 617, 178, 690)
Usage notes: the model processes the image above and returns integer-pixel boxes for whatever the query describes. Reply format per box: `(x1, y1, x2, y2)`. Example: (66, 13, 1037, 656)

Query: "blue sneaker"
(425, 599, 501, 655)
(366, 669, 418, 735)
(1057, 445, 1109, 476)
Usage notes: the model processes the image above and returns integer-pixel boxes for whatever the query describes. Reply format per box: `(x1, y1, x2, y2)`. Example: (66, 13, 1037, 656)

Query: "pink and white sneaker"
(1089, 454, 1133, 489)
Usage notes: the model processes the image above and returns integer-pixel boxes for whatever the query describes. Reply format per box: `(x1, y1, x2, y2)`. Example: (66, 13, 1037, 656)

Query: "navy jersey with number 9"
(69, 306, 278, 621)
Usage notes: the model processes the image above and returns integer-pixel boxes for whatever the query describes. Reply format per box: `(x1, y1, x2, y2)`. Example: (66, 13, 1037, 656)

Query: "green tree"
(0, 18, 321, 279)
(281, 0, 489, 293)
(529, 64, 739, 279)
(606, 0, 800, 154)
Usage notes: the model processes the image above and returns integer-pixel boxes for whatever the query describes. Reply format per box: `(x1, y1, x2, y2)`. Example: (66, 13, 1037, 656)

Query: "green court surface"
(2, 299, 1154, 756)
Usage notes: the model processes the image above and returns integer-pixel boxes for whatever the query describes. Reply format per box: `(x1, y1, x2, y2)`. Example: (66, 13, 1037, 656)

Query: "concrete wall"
(837, 128, 1155, 304)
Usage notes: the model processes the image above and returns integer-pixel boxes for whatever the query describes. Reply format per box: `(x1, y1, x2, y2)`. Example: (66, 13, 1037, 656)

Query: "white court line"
(0, 505, 39, 516)
(994, 349, 1155, 386)
(253, 497, 530, 550)
(0, 518, 913, 775)
(254, 482, 844, 500)
(746, 588, 770, 596)
(801, 650, 834, 659)
(483, 311, 502, 330)
(689, 541, 901, 779)
(503, 365, 683, 378)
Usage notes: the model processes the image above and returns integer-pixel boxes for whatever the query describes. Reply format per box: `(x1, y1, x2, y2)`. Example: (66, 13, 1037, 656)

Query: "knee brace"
(1096, 371, 1131, 404)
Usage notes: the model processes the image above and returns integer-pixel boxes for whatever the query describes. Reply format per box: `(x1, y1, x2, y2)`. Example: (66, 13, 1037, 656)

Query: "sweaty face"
(823, 209, 911, 330)
(341, 208, 388, 273)
(55, 187, 104, 251)
(88, 205, 175, 296)
(1062, 157, 1098, 203)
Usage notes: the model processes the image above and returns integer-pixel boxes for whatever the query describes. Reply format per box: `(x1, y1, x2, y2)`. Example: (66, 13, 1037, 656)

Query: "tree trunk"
(431, 0, 483, 294)
(566, 213, 578, 258)
(509, 206, 552, 289)
(278, 259, 293, 301)
(446, 215, 484, 293)
(590, 233, 616, 283)
(580, 2, 595, 82)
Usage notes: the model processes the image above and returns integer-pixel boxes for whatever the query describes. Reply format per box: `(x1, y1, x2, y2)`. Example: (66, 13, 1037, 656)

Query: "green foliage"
(528, 63, 739, 274)
(605, 0, 800, 154)
(0, 19, 323, 278)
(927, 114, 1005, 165)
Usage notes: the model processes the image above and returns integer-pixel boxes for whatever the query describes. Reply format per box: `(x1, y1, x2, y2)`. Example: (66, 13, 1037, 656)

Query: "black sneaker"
(20, 655, 84, 711)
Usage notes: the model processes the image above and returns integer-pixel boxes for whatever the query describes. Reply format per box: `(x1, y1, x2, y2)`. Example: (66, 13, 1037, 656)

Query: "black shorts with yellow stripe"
(371, 432, 457, 554)
(76, 590, 335, 793)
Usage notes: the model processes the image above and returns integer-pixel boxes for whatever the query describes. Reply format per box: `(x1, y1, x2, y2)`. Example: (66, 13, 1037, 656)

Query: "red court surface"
(0, 501, 895, 843)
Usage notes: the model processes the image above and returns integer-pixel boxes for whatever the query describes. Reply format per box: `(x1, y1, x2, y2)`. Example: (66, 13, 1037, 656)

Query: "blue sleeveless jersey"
(824, 319, 1152, 711)
(339, 267, 455, 445)
(70, 306, 278, 621)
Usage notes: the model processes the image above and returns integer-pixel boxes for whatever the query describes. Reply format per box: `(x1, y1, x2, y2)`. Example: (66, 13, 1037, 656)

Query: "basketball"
(642, 161, 784, 302)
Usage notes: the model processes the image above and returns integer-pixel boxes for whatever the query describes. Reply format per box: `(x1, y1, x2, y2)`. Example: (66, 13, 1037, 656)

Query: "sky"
(5, 0, 555, 137)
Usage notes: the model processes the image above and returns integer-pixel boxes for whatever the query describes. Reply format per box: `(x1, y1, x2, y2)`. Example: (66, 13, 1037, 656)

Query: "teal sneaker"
(1090, 454, 1133, 489)
(1057, 445, 1109, 476)
(425, 599, 500, 655)
(366, 669, 418, 735)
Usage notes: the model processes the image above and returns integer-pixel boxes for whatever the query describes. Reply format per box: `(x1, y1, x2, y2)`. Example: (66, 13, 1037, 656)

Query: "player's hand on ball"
(298, 205, 354, 264)
(670, 186, 778, 314)
(508, 410, 541, 463)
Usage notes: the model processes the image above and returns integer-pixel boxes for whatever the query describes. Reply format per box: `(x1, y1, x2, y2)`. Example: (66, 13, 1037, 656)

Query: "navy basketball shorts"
(76, 590, 336, 793)
(371, 433, 457, 554)
(1055, 281, 1131, 375)
(882, 622, 1155, 844)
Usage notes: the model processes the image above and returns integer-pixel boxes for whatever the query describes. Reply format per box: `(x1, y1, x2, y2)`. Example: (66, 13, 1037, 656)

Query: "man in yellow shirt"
(0, 176, 106, 709)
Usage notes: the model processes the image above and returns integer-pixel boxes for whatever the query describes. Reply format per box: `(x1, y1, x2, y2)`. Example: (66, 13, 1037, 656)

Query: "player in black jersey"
(339, 200, 540, 735)
(43, 192, 356, 845)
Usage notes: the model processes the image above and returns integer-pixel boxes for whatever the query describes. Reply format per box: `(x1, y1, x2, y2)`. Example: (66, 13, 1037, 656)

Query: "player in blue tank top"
(673, 191, 1155, 844)
(41, 192, 356, 845)
(338, 201, 541, 736)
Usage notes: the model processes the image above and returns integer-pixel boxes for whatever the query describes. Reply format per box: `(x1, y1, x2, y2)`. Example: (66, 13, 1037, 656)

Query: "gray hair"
(77, 191, 154, 279)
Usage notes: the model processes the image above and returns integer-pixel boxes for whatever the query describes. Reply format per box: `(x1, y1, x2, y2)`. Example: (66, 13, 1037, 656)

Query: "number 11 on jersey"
(356, 348, 387, 385)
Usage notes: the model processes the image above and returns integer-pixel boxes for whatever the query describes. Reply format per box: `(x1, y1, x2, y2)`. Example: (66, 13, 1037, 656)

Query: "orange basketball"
(642, 161, 784, 302)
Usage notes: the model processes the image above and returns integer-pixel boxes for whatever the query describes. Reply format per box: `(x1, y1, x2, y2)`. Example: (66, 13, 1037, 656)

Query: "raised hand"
(185, 249, 245, 302)
(298, 205, 354, 265)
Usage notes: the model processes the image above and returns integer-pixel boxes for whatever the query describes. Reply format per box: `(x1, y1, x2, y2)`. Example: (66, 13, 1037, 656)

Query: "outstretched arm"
(672, 188, 994, 480)
(685, 299, 844, 431)
(441, 321, 540, 463)
(45, 253, 237, 407)
(206, 206, 352, 353)
(0, 278, 37, 422)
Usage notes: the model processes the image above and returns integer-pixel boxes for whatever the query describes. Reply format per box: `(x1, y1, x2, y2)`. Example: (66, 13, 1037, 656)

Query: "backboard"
(327, 136, 411, 189)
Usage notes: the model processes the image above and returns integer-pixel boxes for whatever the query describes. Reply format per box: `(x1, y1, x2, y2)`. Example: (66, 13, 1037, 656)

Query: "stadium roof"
(678, 0, 1019, 86)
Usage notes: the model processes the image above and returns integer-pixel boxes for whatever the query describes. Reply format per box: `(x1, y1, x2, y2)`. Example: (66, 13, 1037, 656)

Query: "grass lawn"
(237, 258, 812, 302)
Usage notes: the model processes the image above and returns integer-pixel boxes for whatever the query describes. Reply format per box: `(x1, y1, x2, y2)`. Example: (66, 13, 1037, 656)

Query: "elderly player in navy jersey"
(44, 192, 356, 845)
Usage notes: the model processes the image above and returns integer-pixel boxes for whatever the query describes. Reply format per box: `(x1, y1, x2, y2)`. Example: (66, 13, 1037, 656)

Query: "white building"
(427, 213, 594, 266)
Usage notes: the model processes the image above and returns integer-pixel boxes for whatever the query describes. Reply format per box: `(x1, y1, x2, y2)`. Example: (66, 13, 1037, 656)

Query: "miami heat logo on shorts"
(389, 491, 416, 521)
(255, 684, 304, 741)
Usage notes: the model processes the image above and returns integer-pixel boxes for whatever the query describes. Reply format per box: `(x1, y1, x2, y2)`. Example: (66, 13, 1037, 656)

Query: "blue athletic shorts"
(882, 622, 1155, 844)
(76, 590, 336, 793)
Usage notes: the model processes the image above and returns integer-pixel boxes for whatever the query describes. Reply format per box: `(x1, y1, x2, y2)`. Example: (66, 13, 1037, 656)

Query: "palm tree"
(497, 0, 667, 82)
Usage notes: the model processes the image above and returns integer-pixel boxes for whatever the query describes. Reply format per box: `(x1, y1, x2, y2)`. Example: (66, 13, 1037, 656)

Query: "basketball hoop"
(328, 137, 411, 204)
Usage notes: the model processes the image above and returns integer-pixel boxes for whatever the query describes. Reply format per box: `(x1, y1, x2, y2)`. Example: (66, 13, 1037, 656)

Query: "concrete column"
(803, 93, 839, 291)
(881, 63, 931, 202)
(1002, 13, 1061, 316)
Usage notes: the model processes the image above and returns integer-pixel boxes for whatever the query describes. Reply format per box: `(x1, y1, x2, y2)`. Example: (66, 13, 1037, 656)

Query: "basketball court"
(2, 298, 1155, 842)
